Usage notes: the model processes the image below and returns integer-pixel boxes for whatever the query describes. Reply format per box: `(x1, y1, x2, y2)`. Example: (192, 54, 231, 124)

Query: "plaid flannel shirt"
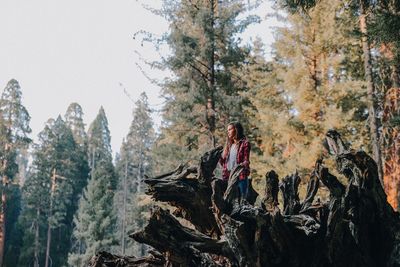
(220, 137, 251, 181)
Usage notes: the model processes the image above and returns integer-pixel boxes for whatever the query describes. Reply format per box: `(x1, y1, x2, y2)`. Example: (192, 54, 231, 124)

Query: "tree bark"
(0, 186, 5, 267)
(359, 0, 384, 185)
(34, 208, 40, 267)
(206, 0, 217, 148)
(44, 223, 51, 267)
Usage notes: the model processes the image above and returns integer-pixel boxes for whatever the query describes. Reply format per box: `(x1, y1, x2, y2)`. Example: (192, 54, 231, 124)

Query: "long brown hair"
(223, 121, 245, 159)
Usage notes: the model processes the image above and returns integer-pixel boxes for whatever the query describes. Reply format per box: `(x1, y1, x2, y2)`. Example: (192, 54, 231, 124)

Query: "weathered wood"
(88, 250, 165, 267)
(262, 170, 279, 211)
(280, 172, 301, 215)
(130, 207, 232, 266)
(89, 130, 400, 267)
(299, 160, 321, 215)
(143, 146, 223, 237)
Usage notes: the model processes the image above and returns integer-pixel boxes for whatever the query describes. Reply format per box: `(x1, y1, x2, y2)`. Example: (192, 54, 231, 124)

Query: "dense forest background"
(1, 0, 399, 266)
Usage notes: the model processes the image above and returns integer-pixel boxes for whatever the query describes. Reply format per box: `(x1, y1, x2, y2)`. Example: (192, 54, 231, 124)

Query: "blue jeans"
(238, 179, 249, 200)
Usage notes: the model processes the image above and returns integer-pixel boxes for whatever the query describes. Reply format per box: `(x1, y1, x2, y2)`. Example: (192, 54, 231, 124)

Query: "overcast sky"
(0, 0, 277, 156)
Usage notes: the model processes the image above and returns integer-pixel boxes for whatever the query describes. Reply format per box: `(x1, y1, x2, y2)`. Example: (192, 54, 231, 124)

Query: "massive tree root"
(90, 130, 400, 267)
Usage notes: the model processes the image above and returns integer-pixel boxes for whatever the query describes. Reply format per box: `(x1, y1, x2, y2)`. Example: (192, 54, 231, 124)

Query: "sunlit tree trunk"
(383, 53, 400, 210)
(359, 0, 384, 185)
(382, 87, 400, 210)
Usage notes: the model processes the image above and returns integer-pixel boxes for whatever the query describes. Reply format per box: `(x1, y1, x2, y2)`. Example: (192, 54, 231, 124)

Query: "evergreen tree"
(18, 120, 55, 267)
(18, 116, 87, 267)
(114, 92, 155, 256)
(0, 79, 31, 267)
(278, 0, 396, 187)
(369, 2, 400, 209)
(241, 38, 291, 177)
(244, 1, 369, 177)
(140, 0, 260, 173)
(64, 103, 90, 206)
(278, 0, 400, 209)
(2, 183, 22, 267)
(69, 107, 117, 267)
(65, 102, 87, 147)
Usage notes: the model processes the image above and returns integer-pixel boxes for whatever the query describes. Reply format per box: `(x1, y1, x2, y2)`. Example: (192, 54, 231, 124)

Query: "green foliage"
(244, 0, 369, 180)
(3, 184, 22, 267)
(18, 116, 89, 267)
(114, 92, 155, 256)
(64, 103, 90, 207)
(0, 79, 32, 146)
(0, 79, 32, 266)
(0, 79, 31, 185)
(65, 102, 88, 147)
(140, 0, 260, 170)
(87, 106, 113, 166)
(69, 107, 117, 266)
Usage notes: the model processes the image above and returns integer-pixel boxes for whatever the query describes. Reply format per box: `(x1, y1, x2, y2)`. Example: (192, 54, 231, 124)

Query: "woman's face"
(227, 124, 236, 141)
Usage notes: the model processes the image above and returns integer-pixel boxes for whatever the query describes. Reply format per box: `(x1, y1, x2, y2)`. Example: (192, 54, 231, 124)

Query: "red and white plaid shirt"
(219, 137, 251, 181)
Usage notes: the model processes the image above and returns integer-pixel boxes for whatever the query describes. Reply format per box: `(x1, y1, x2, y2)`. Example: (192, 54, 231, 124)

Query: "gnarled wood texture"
(90, 130, 400, 267)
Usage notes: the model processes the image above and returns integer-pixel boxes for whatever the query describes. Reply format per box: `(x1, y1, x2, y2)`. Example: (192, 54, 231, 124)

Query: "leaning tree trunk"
(89, 130, 400, 267)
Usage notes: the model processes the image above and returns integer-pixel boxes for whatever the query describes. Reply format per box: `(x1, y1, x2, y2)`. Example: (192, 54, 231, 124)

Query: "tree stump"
(89, 130, 400, 267)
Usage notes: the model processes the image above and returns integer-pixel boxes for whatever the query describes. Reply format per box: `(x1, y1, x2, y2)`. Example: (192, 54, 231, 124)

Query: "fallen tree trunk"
(90, 130, 400, 267)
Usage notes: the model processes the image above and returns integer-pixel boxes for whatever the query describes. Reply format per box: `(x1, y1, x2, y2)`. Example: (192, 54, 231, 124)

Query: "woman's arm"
(241, 140, 251, 169)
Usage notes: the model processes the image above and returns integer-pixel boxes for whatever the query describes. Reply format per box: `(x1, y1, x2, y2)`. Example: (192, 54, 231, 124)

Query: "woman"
(220, 121, 251, 201)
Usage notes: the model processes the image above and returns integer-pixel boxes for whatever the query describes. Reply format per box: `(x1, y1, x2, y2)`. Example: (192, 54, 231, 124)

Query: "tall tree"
(65, 102, 87, 147)
(114, 92, 155, 256)
(369, 2, 400, 210)
(17, 116, 87, 267)
(64, 103, 90, 206)
(17, 120, 55, 267)
(278, 0, 394, 187)
(69, 107, 117, 267)
(0, 79, 31, 267)
(244, 1, 369, 177)
(358, 0, 384, 184)
(139, 0, 260, 171)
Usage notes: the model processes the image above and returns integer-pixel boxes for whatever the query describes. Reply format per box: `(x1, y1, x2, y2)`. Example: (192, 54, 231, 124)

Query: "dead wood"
(90, 130, 400, 267)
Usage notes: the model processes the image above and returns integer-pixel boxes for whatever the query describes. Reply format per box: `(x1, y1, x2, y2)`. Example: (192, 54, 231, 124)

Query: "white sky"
(0, 0, 278, 156)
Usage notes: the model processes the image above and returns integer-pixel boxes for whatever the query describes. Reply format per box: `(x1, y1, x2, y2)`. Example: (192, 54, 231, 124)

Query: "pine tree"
(241, 38, 292, 177)
(69, 107, 117, 267)
(140, 0, 260, 172)
(278, 0, 395, 188)
(2, 183, 22, 267)
(64, 103, 90, 207)
(45, 116, 87, 267)
(18, 120, 55, 267)
(0, 79, 31, 267)
(65, 102, 87, 147)
(278, 0, 400, 210)
(114, 92, 155, 256)
(17, 116, 87, 267)
(244, 0, 369, 177)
